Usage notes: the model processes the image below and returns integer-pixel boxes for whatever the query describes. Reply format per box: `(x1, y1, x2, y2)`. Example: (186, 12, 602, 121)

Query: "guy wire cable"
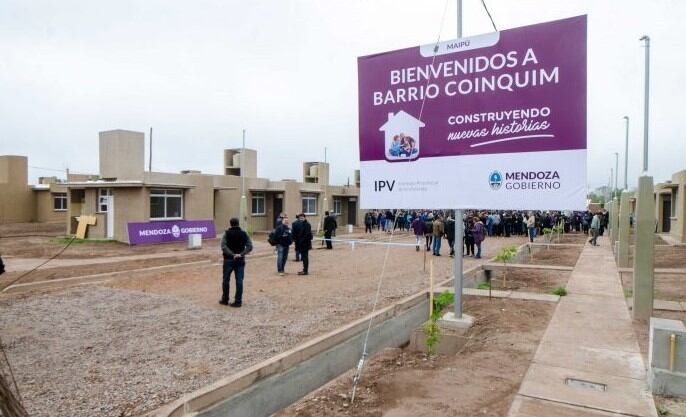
(351, 0, 451, 404)
(481, 0, 498, 32)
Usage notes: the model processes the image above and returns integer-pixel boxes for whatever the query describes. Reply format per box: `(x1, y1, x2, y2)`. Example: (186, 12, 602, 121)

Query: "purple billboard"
(357, 16, 587, 210)
(127, 220, 216, 245)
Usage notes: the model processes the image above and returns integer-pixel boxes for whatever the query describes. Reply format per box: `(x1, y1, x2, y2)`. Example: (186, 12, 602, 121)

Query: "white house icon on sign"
(379, 110, 425, 161)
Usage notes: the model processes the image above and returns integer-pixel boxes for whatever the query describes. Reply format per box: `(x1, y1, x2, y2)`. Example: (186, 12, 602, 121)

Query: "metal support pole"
(612, 152, 619, 197)
(640, 35, 650, 173)
(454, 209, 463, 318)
(239, 129, 247, 226)
(623, 116, 629, 190)
(453, 0, 464, 318)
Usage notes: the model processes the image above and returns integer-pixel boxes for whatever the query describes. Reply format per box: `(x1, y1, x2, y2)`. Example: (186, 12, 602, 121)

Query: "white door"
(106, 196, 114, 239)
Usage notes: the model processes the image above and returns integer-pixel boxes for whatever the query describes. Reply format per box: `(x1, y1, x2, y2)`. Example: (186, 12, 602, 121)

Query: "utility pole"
(239, 129, 248, 227)
(149, 127, 153, 172)
(623, 116, 629, 190)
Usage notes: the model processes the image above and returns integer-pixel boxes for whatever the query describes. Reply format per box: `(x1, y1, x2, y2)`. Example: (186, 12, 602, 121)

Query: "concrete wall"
(112, 188, 147, 242)
(99, 130, 145, 181)
(34, 188, 69, 223)
(0, 156, 35, 223)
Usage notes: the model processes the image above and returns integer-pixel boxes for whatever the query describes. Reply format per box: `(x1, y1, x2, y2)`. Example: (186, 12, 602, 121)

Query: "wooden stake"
(429, 258, 434, 319)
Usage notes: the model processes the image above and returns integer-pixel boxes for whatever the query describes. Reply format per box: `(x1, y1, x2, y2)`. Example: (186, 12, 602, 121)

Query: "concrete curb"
(483, 262, 574, 272)
(434, 286, 561, 303)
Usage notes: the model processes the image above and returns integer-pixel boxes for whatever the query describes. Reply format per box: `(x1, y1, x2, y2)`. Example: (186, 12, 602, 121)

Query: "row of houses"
(2, 130, 685, 244)
(1, 129, 363, 244)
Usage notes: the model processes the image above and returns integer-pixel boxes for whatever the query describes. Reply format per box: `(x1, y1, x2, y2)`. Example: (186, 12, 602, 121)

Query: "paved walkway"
(508, 237, 657, 417)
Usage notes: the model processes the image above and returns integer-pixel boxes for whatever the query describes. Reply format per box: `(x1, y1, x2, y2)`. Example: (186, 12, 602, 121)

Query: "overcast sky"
(1, 0, 683, 190)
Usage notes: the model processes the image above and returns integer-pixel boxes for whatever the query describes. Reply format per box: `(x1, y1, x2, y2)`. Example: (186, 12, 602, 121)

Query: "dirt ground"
(522, 245, 582, 267)
(548, 232, 587, 245)
(628, 245, 686, 269)
(485, 269, 570, 294)
(276, 297, 555, 417)
(0, 229, 526, 417)
(631, 311, 686, 417)
(620, 272, 686, 303)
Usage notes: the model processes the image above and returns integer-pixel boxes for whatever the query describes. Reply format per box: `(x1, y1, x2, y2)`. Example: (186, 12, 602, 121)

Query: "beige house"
(0, 155, 69, 224)
(655, 169, 686, 243)
(60, 129, 362, 243)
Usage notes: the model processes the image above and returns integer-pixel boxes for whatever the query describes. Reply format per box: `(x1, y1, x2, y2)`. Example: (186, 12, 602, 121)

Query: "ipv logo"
(488, 171, 503, 190)
(171, 224, 181, 238)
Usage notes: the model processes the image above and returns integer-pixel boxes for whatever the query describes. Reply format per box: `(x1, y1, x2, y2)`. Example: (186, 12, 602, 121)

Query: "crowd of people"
(218, 208, 610, 307)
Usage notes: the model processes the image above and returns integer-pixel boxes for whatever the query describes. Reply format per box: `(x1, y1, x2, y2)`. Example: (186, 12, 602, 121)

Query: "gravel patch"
(0, 287, 314, 417)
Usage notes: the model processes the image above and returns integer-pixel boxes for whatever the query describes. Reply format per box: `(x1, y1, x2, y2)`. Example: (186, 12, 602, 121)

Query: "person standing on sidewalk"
(424, 214, 434, 252)
(432, 215, 444, 256)
(291, 215, 303, 262)
(274, 217, 293, 275)
(472, 216, 486, 259)
(294, 213, 313, 276)
(527, 212, 537, 243)
(364, 212, 374, 234)
(219, 217, 253, 307)
(444, 215, 456, 257)
(411, 215, 425, 251)
(323, 211, 337, 249)
(589, 212, 601, 246)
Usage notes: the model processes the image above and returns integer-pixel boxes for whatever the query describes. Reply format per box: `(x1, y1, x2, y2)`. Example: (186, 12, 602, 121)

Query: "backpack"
(268, 229, 278, 246)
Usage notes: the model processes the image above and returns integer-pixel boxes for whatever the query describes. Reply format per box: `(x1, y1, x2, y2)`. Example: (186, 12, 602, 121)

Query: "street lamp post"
(612, 152, 619, 197)
(640, 36, 650, 173)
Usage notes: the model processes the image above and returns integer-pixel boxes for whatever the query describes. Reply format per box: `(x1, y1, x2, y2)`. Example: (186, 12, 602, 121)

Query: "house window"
(333, 198, 342, 215)
(53, 193, 67, 211)
(302, 193, 317, 216)
(150, 189, 183, 220)
(98, 189, 112, 213)
(251, 192, 265, 215)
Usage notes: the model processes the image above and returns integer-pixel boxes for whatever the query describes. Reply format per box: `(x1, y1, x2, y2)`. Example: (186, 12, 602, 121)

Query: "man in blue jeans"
(274, 217, 294, 275)
(220, 217, 253, 307)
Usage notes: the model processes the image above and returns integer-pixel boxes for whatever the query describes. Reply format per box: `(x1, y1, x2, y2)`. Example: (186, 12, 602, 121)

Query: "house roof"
(65, 180, 195, 189)
(379, 110, 425, 131)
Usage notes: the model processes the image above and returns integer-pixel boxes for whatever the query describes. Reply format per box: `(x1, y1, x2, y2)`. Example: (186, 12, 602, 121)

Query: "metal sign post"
(453, 0, 464, 319)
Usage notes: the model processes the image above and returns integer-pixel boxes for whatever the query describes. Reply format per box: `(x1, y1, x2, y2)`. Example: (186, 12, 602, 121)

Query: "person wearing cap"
(293, 213, 313, 275)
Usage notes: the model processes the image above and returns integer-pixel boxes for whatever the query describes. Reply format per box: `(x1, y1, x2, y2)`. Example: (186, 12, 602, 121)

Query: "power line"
(481, 0, 498, 32)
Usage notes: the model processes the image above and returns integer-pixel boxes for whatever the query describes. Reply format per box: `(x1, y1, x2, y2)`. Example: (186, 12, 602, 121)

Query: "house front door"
(347, 200, 357, 225)
(273, 197, 283, 228)
(662, 197, 671, 233)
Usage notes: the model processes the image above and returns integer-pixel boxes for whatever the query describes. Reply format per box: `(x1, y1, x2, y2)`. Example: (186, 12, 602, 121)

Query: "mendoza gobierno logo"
(489, 170, 562, 191)
(488, 171, 503, 190)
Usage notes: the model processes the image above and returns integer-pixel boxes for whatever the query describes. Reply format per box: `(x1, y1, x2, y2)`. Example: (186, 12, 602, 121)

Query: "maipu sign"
(358, 15, 587, 210)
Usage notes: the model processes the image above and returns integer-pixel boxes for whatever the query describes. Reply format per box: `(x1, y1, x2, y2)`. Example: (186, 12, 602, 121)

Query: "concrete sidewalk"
(508, 237, 657, 417)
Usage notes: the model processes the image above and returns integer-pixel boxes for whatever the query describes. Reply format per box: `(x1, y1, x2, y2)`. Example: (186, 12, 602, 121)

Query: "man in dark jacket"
(291, 216, 303, 261)
(444, 216, 456, 257)
(294, 213, 313, 275)
(220, 218, 253, 307)
(274, 217, 293, 275)
(323, 211, 337, 249)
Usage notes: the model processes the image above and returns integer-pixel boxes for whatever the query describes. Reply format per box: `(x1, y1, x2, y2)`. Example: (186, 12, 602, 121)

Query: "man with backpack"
(293, 213, 313, 276)
(272, 216, 293, 275)
(219, 218, 253, 307)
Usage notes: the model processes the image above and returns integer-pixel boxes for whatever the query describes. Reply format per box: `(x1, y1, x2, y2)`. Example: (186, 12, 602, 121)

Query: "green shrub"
(424, 290, 455, 354)
(551, 287, 568, 296)
(477, 281, 491, 290)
